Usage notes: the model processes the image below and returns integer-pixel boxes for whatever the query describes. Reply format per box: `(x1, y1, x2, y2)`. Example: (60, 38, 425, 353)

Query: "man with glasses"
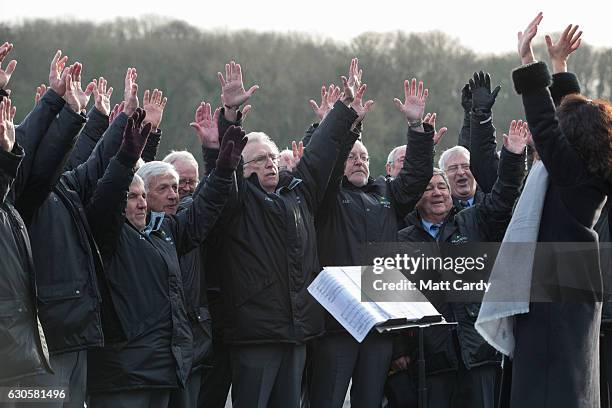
(385, 144, 406, 178)
(439, 146, 480, 209)
(163, 151, 199, 199)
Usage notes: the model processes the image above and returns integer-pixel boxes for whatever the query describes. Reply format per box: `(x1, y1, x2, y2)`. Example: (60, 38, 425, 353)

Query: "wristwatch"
(407, 118, 423, 128)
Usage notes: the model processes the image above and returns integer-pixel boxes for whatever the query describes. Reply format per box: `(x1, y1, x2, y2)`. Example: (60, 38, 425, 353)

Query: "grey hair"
(432, 167, 450, 188)
(131, 173, 145, 188)
(245, 132, 280, 156)
(438, 146, 470, 171)
(134, 158, 145, 171)
(163, 150, 199, 170)
(136, 161, 179, 192)
(387, 145, 406, 165)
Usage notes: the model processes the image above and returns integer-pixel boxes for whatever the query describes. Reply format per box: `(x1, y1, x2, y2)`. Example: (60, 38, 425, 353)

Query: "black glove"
(216, 125, 247, 172)
(117, 108, 151, 166)
(460, 83, 472, 112)
(469, 71, 501, 114)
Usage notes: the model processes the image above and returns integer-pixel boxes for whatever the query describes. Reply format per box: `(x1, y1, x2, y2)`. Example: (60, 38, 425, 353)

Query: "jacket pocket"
(234, 275, 278, 308)
(37, 283, 84, 303)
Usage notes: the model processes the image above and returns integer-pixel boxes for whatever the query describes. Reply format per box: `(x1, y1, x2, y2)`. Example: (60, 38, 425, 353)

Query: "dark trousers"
(602, 329, 612, 408)
(88, 389, 171, 408)
(426, 365, 498, 408)
(169, 368, 203, 408)
(231, 343, 306, 408)
(15, 350, 87, 408)
(309, 332, 393, 408)
(199, 340, 232, 408)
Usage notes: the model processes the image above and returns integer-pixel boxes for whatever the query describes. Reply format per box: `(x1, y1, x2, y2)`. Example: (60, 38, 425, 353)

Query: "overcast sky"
(1, 0, 611, 54)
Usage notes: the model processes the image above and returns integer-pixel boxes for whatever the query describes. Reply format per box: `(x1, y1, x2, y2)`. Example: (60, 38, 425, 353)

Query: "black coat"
(22, 112, 129, 354)
(0, 144, 51, 382)
(206, 101, 357, 344)
(396, 146, 525, 374)
(85, 153, 232, 392)
(315, 124, 435, 332)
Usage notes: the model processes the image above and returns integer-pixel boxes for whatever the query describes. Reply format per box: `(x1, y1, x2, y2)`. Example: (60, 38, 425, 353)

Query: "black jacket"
(206, 101, 357, 344)
(64, 107, 109, 171)
(513, 62, 609, 301)
(395, 146, 525, 374)
(0, 144, 51, 382)
(86, 153, 232, 392)
(22, 113, 129, 354)
(315, 124, 435, 332)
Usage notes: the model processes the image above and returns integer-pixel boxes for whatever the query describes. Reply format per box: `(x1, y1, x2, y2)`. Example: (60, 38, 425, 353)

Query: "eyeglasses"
(445, 163, 470, 174)
(244, 153, 279, 166)
(347, 154, 369, 163)
(179, 178, 199, 188)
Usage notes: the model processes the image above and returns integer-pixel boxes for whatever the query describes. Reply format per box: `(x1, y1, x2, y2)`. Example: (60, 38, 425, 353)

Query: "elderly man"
(386, 144, 406, 178)
(86, 112, 242, 408)
(201, 60, 362, 406)
(163, 150, 199, 199)
(438, 145, 480, 209)
(393, 120, 527, 408)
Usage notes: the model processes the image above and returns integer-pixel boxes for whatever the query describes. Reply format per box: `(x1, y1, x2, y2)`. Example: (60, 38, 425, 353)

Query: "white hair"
(245, 132, 279, 155)
(163, 150, 199, 170)
(387, 145, 406, 165)
(136, 161, 179, 192)
(131, 173, 145, 188)
(438, 146, 470, 171)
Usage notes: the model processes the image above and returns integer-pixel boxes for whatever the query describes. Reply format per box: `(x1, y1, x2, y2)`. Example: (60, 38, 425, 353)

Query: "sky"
(1, 0, 611, 54)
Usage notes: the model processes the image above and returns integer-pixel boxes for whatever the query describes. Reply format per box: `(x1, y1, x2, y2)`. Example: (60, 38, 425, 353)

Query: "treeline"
(1, 18, 611, 172)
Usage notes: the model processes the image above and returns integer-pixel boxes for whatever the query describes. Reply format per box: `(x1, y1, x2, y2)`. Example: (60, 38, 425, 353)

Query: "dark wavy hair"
(557, 94, 612, 182)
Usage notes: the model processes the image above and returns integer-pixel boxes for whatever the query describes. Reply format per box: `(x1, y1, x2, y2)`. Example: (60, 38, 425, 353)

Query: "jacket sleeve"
(293, 101, 358, 211)
(64, 107, 109, 171)
(549, 72, 581, 107)
(301, 123, 318, 147)
(469, 112, 500, 194)
(474, 146, 526, 241)
(63, 112, 129, 204)
(141, 129, 162, 162)
(458, 110, 471, 149)
(388, 124, 435, 218)
(15, 105, 86, 224)
(512, 61, 586, 186)
(85, 155, 134, 258)
(171, 168, 233, 255)
(11, 89, 65, 200)
(202, 108, 243, 176)
(0, 144, 24, 205)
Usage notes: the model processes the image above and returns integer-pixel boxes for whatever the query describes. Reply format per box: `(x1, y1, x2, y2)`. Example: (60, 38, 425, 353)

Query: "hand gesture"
(70, 63, 95, 112)
(503, 119, 529, 154)
(517, 12, 543, 65)
(0, 98, 16, 152)
(33, 84, 47, 107)
(64, 65, 87, 113)
(217, 61, 259, 109)
(390, 356, 411, 372)
(118, 108, 151, 163)
(123, 67, 139, 116)
(292, 140, 304, 162)
(460, 83, 472, 112)
(142, 89, 167, 131)
(393, 78, 428, 122)
(469, 71, 501, 113)
(0, 42, 17, 90)
(350, 82, 374, 124)
(309, 84, 342, 121)
(545, 24, 582, 73)
(190, 102, 220, 148)
(109, 102, 125, 124)
(216, 125, 248, 171)
(423, 113, 448, 145)
(49, 50, 69, 96)
(340, 58, 362, 106)
(92, 77, 113, 116)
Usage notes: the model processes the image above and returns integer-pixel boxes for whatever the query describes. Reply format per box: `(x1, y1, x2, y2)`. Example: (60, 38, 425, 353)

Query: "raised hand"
(33, 84, 47, 107)
(309, 84, 342, 121)
(49, 50, 69, 96)
(123, 67, 139, 116)
(0, 42, 17, 90)
(469, 71, 501, 114)
(190, 102, 220, 148)
(503, 119, 529, 154)
(142, 89, 167, 132)
(63, 66, 86, 113)
(460, 83, 472, 112)
(340, 58, 362, 106)
(423, 112, 448, 145)
(545, 24, 582, 73)
(292, 140, 304, 162)
(109, 102, 125, 124)
(0, 98, 16, 152)
(92, 77, 113, 116)
(393, 78, 428, 123)
(217, 61, 259, 109)
(118, 108, 151, 163)
(350, 83, 374, 124)
(216, 125, 248, 171)
(70, 63, 95, 112)
(517, 12, 543, 65)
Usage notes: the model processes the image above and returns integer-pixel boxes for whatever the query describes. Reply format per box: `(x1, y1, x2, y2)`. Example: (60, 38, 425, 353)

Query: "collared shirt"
(421, 219, 443, 239)
(458, 196, 474, 209)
